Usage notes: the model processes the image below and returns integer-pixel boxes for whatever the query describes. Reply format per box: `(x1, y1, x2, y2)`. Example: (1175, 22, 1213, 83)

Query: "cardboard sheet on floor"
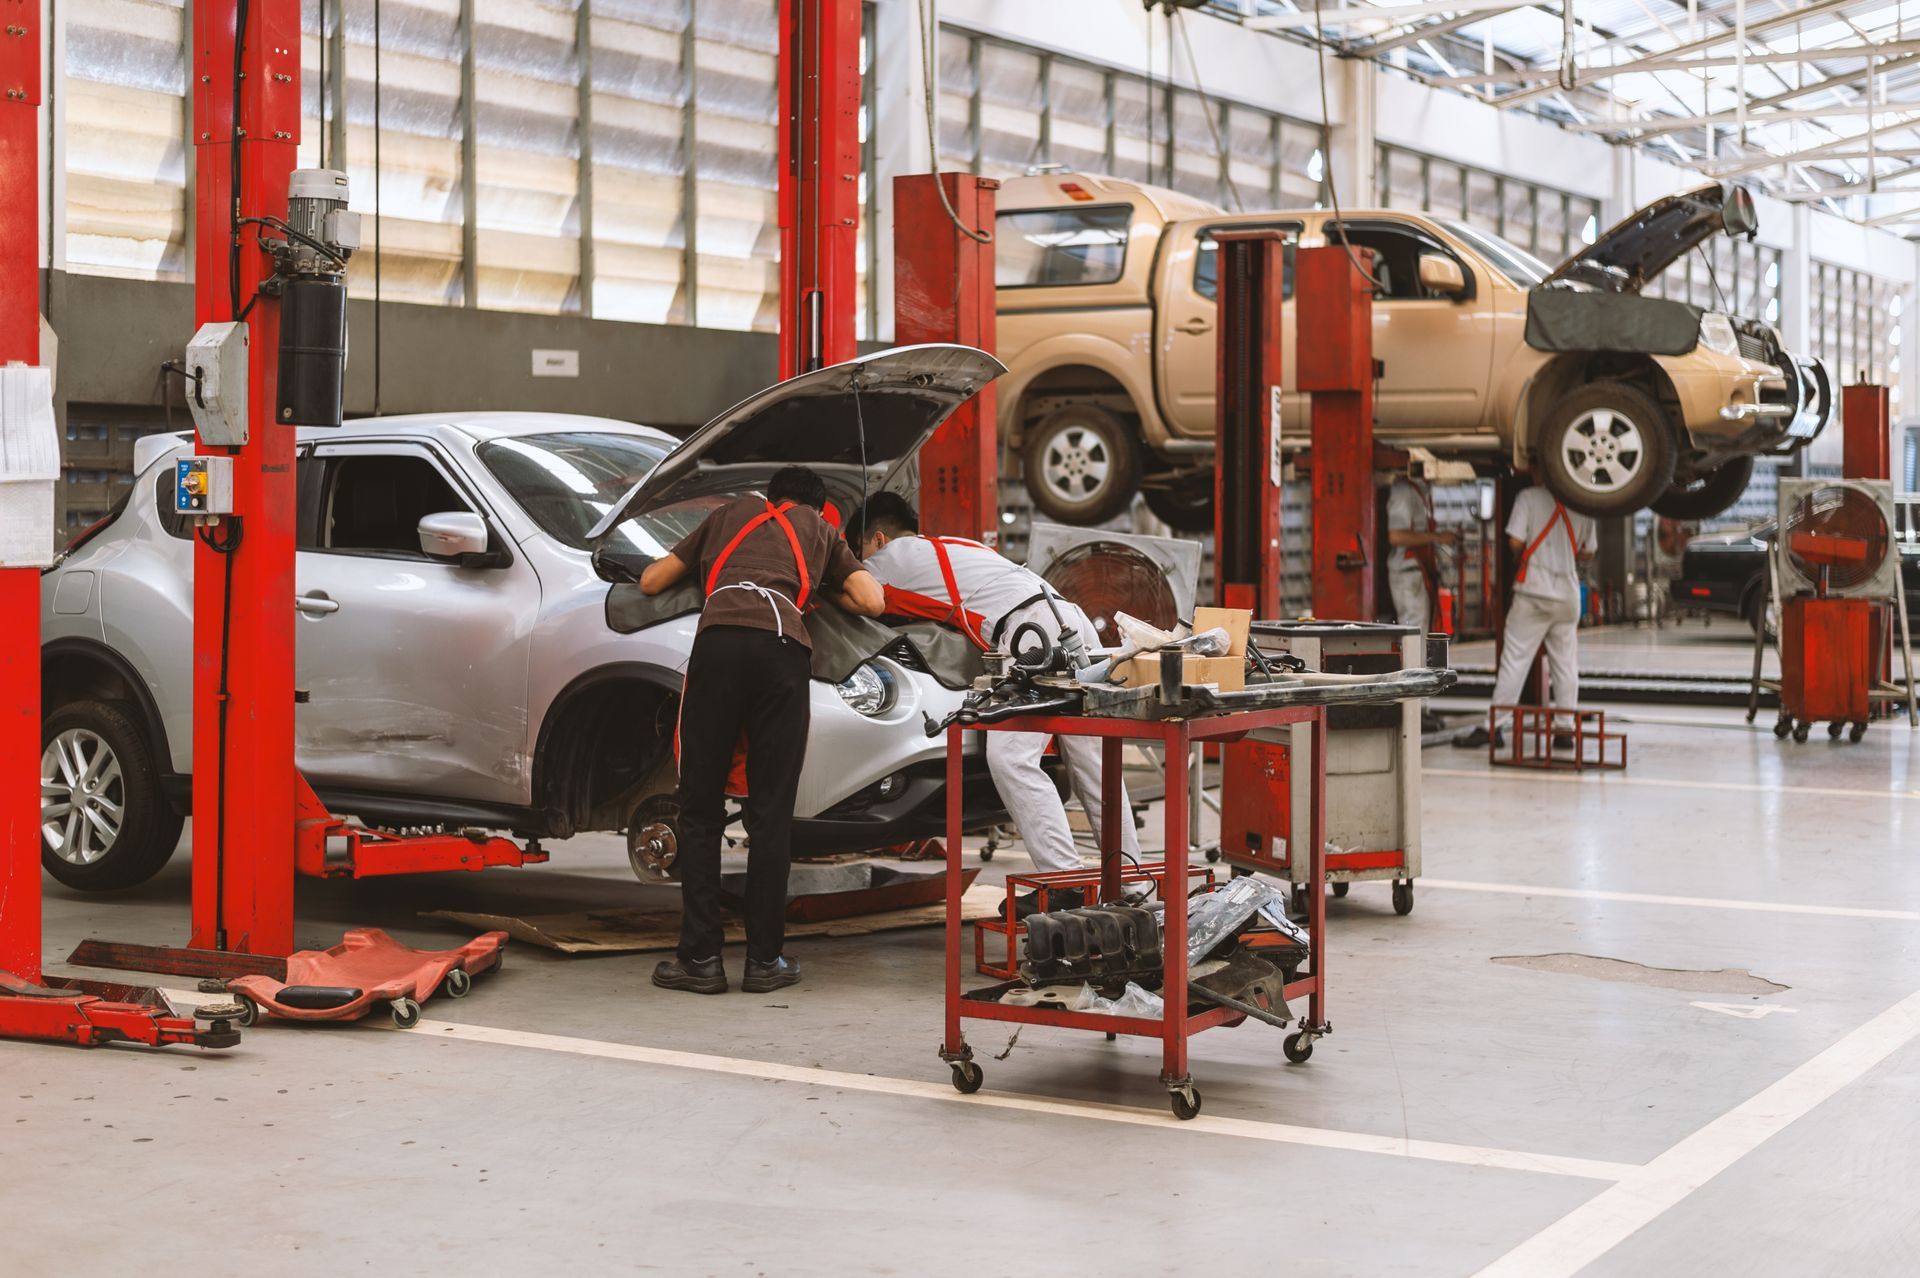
(423, 880, 1004, 956)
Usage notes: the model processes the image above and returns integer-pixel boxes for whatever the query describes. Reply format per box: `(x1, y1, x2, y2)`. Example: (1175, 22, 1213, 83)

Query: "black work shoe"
(653, 955, 728, 995)
(1003, 887, 1084, 922)
(742, 955, 802, 993)
(1453, 726, 1504, 749)
(1552, 733, 1575, 751)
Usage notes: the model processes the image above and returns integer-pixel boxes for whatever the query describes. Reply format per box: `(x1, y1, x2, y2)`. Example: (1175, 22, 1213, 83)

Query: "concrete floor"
(8, 631, 1920, 1275)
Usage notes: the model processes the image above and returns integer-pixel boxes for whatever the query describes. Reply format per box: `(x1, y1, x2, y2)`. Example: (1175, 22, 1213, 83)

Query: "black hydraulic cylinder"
(277, 274, 348, 428)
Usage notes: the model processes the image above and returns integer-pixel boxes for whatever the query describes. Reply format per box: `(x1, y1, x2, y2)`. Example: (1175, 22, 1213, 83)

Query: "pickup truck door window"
(1160, 221, 1302, 440)
(1324, 220, 1494, 435)
(294, 442, 539, 805)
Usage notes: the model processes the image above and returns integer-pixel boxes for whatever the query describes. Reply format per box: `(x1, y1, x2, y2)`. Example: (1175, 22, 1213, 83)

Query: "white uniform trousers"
(1388, 567, 1430, 635)
(1488, 590, 1581, 732)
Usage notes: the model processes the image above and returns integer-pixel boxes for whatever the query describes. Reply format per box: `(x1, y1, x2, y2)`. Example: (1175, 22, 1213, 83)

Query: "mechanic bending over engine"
(1455, 484, 1596, 751)
(638, 466, 885, 995)
(848, 493, 1140, 920)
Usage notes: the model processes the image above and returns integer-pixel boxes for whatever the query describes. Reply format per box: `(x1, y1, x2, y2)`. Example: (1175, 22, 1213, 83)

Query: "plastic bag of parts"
(1186, 875, 1307, 965)
(1083, 982, 1165, 1018)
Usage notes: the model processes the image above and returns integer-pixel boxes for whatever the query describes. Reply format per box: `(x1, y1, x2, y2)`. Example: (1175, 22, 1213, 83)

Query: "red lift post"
(778, 0, 862, 380)
(0, 0, 233, 1047)
(894, 173, 1000, 540)
(1211, 231, 1289, 617)
(1295, 245, 1377, 623)
(1842, 383, 1892, 482)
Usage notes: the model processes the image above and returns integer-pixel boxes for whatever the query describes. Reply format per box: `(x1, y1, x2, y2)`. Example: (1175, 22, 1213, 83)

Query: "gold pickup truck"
(994, 171, 1832, 529)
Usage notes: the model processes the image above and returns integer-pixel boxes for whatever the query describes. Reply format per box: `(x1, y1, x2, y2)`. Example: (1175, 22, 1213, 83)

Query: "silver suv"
(39, 346, 1006, 891)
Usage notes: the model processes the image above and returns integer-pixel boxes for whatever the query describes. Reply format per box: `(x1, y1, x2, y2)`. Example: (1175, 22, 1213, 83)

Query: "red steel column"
(893, 173, 998, 540)
(1212, 231, 1288, 616)
(1841, 383, 1891, 481)
(188, 0, 299, 954)
(1295, 246, 1376, 622)
(0, 0, 44, 982)
(777, 0, 861, 379)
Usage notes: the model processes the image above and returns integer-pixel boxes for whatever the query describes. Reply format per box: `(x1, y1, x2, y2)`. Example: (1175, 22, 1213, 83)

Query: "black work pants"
(675, 624, 812, 964)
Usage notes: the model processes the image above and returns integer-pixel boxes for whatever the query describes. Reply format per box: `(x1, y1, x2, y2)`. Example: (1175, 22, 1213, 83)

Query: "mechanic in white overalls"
(849, 492, 1140, 919)
(1385, 463, 1455, 635)
(1455, 485, 1596, 749)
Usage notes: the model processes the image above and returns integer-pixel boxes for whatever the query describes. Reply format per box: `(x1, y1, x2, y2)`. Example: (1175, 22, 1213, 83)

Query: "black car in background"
(1670, 525, 1920, 633)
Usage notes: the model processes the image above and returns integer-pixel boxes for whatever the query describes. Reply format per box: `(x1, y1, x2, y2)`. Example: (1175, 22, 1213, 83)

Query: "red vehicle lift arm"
(777, 0, 862, 380)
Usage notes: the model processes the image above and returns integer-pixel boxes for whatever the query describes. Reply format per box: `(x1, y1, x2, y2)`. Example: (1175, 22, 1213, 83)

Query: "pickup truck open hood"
(1543, 182, 1758, 295)
(586, 344, 1005, 541)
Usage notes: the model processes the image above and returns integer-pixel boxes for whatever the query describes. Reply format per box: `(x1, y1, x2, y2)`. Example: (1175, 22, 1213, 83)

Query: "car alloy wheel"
(1043, 424, 1113, 503)
(1560, 406, 1647, 497)
(41, 728, 125, 866)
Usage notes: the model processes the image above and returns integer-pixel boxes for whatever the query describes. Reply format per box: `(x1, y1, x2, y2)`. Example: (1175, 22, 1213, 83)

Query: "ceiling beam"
(1708, 143, 1920, 178)
(1359, 7, 1518, 55)
(1246, 0, 1529, 31)
(1488, 0, 1862, 108)
(1560, 103, 1920, 134)
(1428, 41, 1920, 87)
(1622, 53, 1920, 142)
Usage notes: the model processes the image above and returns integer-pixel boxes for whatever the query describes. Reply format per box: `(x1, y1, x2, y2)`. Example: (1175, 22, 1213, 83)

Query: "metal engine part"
(627, 794, 682, 884)
(1021, 903, 1164, 992)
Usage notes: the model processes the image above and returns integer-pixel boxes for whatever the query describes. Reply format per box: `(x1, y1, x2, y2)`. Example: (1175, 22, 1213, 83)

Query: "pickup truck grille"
(1736, 332, 1770, 363)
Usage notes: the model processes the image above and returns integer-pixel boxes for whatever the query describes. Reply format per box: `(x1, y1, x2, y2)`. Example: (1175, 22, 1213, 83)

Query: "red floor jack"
(0, 6, 239, 1050)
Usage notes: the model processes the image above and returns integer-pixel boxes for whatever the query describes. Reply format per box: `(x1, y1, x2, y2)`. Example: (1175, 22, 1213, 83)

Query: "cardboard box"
(1192, 606, 1251, 657)
(1113, 654, 1246, 693)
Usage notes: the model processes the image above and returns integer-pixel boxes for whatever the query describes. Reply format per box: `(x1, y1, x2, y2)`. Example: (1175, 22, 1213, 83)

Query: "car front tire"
(1536, 382, 1677, 519)
(1649, 455, 1755, 521)
(1021, 405, 1142, 526)
(40, 700, 183, 892)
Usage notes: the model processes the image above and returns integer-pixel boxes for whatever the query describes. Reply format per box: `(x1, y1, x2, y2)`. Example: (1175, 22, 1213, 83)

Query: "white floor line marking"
(1478, 985, 1920, 1277)
(160, 989, 1629, 1182)
(1421, 877, 1920, 924)
(1425, 766, 1920, 804)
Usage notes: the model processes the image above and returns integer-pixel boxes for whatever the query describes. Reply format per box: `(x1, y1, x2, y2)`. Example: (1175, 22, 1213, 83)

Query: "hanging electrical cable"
(916, 0, 990, 243)
(1311, 0, 1386, 292)
(1558, 0, 1577, 93)
(373, 0, 384, 413)
(1172, 7, 1243, 213)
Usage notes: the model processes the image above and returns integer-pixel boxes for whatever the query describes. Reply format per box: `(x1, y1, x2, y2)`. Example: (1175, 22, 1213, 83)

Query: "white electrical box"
(184, 322, 250, 447)
(175, 455, 236, 517)
(0, 363, 60, 568)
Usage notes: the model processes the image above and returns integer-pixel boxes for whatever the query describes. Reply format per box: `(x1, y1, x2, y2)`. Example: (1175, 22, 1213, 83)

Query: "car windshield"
(1434, 219, 1551, 288)
(477, 431, 715, 555)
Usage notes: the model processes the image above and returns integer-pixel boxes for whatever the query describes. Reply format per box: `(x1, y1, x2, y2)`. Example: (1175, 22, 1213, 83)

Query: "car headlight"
(1697, 312, 1740, 359)
(834, 663, 896, 716)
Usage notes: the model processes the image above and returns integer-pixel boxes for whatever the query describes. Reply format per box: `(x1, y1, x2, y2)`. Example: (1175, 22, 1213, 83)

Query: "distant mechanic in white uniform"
(1456, 485, 1596, 749)
(1385, 465, 1455, 634)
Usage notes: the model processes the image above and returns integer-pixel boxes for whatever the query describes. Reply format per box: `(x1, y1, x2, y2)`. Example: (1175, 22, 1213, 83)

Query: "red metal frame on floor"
(942, 705, 1329, 1104)
(972, 861, 1218, 980)
(1489, 705, 1627, 771)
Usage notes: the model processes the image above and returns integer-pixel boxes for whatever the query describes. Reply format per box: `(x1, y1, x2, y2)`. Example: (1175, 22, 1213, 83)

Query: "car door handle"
(295, 593, 339, 616)
(1177, 318, 1213, 335)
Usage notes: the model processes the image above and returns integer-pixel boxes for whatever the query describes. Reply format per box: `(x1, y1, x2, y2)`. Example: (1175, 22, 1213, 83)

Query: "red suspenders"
(705, 500, 811, 608)
(1514, 501, 1578, 586)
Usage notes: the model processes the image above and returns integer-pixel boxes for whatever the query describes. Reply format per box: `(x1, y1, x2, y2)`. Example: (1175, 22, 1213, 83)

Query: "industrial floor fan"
(1747, 478, 1917, 741)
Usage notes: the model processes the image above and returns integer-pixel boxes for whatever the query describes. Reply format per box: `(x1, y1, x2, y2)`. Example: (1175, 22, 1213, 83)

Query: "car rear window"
(995, 205, 1131, 289)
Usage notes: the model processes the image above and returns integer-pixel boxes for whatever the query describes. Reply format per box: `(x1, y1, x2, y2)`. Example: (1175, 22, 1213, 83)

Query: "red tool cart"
(941, 705, 1329, 1120)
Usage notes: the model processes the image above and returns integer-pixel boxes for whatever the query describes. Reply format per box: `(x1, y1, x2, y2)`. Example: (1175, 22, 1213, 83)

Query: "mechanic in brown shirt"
(637, 466, 884, 995)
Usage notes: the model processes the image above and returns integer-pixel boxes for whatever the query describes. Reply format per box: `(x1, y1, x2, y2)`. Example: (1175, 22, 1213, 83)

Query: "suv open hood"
(587, 344, 1006, 541)
(1544, 182, 1757, 294)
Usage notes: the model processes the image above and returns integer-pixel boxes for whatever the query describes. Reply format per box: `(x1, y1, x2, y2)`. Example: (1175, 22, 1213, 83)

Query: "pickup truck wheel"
(40, 700, 183, 892)
(1022, 405, 1141, 526)
(1536, 383, 1677, 518)
(1650, 455, 1755, 521)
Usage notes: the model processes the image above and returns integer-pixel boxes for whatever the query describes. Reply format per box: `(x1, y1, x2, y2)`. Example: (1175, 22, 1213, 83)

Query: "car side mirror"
(418, 511, 491, 562)
(1418, 253, 1467, 299)
(1721, 184, 1759, 239)
(591, 544, 654, 584)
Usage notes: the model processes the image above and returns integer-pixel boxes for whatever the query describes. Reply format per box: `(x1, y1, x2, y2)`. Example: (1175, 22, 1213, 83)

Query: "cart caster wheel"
(1828, 720, 1845, 739)
(1331, 880, 1349, 898)
(950, 1061, 984, 1094)
(978, 846, 994, 863)
(1290, 885, 1309, 917)
(1169, 1087, 1202, 1120)
(1392, 880, 1414, 916)
(1772, 716, 1792, 739)
(390, 998, 422, 1029)
(1850, 721, 1868, 743)
(1284, 1031, 1315, 1064)
(231, 995, 260, 1028)
(1793, 721, 1811, 743)
(443, 968, 473, 999)
(1204, 846, 1221, 864)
